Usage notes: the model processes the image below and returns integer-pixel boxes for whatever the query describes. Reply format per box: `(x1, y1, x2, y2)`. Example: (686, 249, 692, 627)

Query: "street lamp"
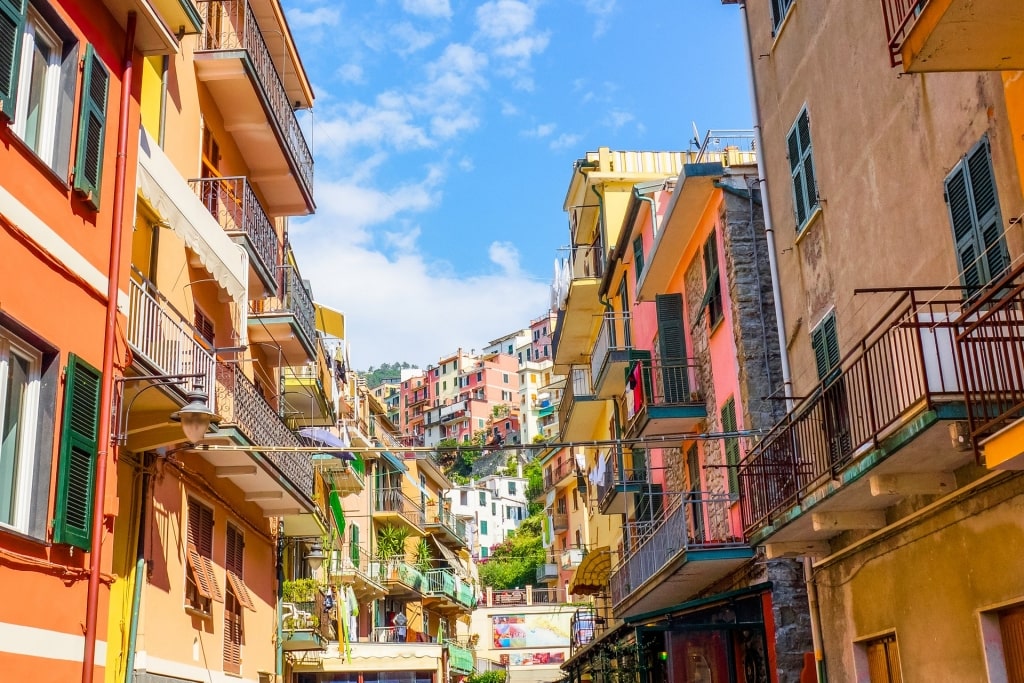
(115, 374, 220, 445)
(305, 542, 325, 572)
(170, 390, 221, 443)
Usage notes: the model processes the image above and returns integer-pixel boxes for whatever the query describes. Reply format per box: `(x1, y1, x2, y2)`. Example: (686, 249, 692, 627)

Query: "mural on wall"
(499, 652, 567, 666)
(492, 613, 571, 649)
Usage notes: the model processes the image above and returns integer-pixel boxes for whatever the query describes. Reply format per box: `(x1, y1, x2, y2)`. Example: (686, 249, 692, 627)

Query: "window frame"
(0, 328, 42, 533)
(788, 106, 819, 233)
(770, 0, 796, 36)
(12, 6, 62, 166)
(185, 496, 221, 616)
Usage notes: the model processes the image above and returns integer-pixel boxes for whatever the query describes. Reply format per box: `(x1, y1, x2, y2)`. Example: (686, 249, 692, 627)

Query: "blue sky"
(282, 0, 752, 368)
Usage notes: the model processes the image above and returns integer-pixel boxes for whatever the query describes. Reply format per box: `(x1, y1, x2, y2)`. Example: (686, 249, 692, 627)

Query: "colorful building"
(448, 472, 529, 560)
(730, 0, 1024, 681)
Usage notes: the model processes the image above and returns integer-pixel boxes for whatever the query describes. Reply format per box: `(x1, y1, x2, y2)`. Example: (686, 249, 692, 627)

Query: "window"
(770, 0, 796, 35)
(491, 502, 496, 515)
(194, 306, 214, 345)
(507, 344, 512, 354)
(811, 312, 840, 382)
(544, 345, 549, 357)
(573, 488, 579, 511)
(508, 481, 516, 495)
(721, 397, 740, 497)
(533, 330, 540, 341)
(945, 136, 1009, 290)
(479, 491, 487, 506)
(655, 293, 690, 402)
(503, 373, 509, 383)
(812, 312, 851, 463)
(0, 329, 40, 535)
(862, 633, 902, 682)
(701, 231, 724, 328)
(632, 235, 645, 284)
(480, 520, 488, 535)
(185, 498, 221, 615)
(4, 5, 87, 182)
(788, 107, 819, 231)
(460, 491, 468, 506)
(350, 524, 360, 566)
(476, 371, 482, 383)
(224, 523, 253, 674)
(480, 546, 488, 559)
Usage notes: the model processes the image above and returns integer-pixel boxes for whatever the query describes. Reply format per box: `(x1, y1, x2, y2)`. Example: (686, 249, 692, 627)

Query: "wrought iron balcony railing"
(425, 502, 468, 544)
(881, 0, 930, 66)
(195, 0, 313, 196)
(251, 266, 316, 349)
(373, 487, 426, 528)
(590, 311, 631, 383)
(190, 176, 279, 287)
(214, 362, 312, 498)
(127, 274, 216, 408)
(609, 493, 744, 607)
(543, 456, 575, 491)
(557, 366, 595, 428)
(623, 360, 703, 424)
(597, 448, 648, 511)
(424, 568, 458, 600)
(560, 547, 585, 569)
(738, 290, 978, 537)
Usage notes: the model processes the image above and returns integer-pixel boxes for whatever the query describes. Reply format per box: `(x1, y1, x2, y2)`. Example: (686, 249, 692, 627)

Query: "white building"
(447, 472, 529, 559)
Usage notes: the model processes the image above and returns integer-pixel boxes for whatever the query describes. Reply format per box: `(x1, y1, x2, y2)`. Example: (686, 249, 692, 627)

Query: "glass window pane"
(0, 353, 30, 525)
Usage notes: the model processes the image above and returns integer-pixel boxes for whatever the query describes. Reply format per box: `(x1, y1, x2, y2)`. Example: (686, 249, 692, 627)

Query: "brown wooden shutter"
(223, 591, 242, 674)
(1000, 604, 1024, 683)
(187, 499, 222, 602)
(225, 523, 255, 611)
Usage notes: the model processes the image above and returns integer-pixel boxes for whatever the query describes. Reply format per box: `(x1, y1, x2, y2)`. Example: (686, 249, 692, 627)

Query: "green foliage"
(376, 524, 409, 560)
(362, 361, 415, 388)
(467, 672, 506, 683)
(478, 513, 546, 590)
(532, 433, 547, 443)
(491, 403, 510, 418)
(414, 538, 432, 572)
(437, 431, 486, 484)
(282, 578, 319, 603)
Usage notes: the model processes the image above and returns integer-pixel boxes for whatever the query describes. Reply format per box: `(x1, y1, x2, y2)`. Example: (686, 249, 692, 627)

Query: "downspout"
(123, 452, 152, 683)
(83, 12, 136, 683)
(737, 3, 825, 681)
(276, 519, 285, 677)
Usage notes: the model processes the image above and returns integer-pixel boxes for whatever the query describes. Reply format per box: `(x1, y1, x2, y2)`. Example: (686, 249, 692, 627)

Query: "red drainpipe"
(81, 11, 136, 683)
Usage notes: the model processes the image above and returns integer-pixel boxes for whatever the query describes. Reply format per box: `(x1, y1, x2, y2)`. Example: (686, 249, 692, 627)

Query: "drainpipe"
(82, 12, 136, 683)
(277, 518, 285, 677)
(123, 452, 152, 683)
(736, 3, 825, 682)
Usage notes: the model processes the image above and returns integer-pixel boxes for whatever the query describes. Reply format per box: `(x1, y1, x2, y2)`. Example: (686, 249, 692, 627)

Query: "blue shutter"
(789, 109, 818, 230)
(632, 236, 644, 284)
(73, 45, 109, 209)
(656, 293, 688, 402)
(53, 354, 101, 550)
(946, 137, 1009, 290)
(966, 138, 1008, 282)
(0, 0, 24, 118)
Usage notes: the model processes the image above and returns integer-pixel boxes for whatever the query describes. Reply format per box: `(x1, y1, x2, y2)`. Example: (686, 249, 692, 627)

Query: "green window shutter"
(945, 137, 1008, 290)
(73, 45, 109, 210)
(632, 236, 645, 284)
(788, 109, 818, 230)
(53, 354, 101, 550)
(0, 0, 25, 118)
(721, 398, 740, 497)
(350, 524, 360, 566)
(946, 160, 982, 289)
(481, 520, 487, 535)
(812, 313, 840, 383)
(656, 292, 689, 402)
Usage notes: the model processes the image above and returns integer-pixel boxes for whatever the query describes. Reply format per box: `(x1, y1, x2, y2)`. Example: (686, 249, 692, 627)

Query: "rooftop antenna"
(691, 121, 701, 149)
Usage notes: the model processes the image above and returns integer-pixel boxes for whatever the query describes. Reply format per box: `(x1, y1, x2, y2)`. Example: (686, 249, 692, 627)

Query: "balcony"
(283, 339, 335, 428)
(422, 568, 459, 608)
(281, 589, 332, 652)
(882, 0, 1024, 71)
(552, 512, 569, 533)
(126, 275, 217, 410)
(558, 367, 606, 441)
(570, 606, 599, 658)
(373, 487, 426, 535)
(597, 448, 649, 515)
(623, 360, 706, 438)
(207, 362, 319, 533)
(591, 313, 650, 399)
(553, 244, 605, 372)
(314, 446, 364, 495)
(543, 456, 576, 492)
(609, 493, 751, 618)
(194, 0, 315, 214)
(536, 563, 559, 582)
(375, 560, 426, 598)
(335, 546, 385, 602)
(446, 639, 476, 676)
(190, 176, 280, 298)
(425, 502, 469, 549)
(738, 290, 1002, 554)
(249, 266, 316, 366)
(561, 547, 585, 570)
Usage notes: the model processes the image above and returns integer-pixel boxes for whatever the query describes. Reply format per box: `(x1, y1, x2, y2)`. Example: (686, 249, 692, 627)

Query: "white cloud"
(391, 22, 438, 55)
(474, 0, 549, 90)
(608, 110, 634, 130)
(500, 101, 520, 117)
(489, 241, 523, 275)
(401, 0, 452, 18)
(476, 0, 535, 40)
(457, 156, 475, 171)
(287, 6, 341, 30)
(315, 97, 431, 157)
(336, 63, 365, 84)
(580, 0, 618, 37)
(522, 123, 556, 138)
(550, 133, 581, 151)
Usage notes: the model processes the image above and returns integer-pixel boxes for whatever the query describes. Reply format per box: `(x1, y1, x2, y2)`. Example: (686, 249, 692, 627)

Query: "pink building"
(528, 312, 556, 363)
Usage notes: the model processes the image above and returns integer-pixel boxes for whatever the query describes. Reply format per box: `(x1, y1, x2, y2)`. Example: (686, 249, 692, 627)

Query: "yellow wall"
(140, 56, 164, 143)
(1005, 71, 1024, 201)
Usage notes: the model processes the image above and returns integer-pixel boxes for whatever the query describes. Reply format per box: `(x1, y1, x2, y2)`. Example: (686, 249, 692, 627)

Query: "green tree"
(467, 672, 506, 683)
(523, 458, 544, 516)
(478, 514, 546, 589)
(437, 431, 486, 484)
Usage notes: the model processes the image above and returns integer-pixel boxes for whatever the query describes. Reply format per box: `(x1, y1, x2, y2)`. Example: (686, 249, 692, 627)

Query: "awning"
(299, 427, 355, 460)
(315, 303, 345, 339)
(569, 547, 612, 596)
(135, 128, 248, 305)
(329, 489, 346, 539)
(430, 536, 467, 579)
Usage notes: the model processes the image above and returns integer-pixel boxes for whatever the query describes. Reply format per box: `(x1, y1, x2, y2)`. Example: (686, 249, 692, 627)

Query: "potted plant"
(376, 524, 409, 579)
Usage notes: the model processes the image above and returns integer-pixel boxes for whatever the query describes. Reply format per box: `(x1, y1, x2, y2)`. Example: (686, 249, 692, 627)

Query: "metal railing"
(560, 547, 585, 569)
(531, 586, 563, 604)
(624, 360, 702, 426)
(251, 266, 316, 349)
(739, 291, 969, 536)
(591, 311, 631, 385)
(558, 366, 595, 428)
(370, 415, 405, 450)
(373, 487, 426, 528)
(552, 512, 569, 532)
(536, 563, 559, 582)
(127, 275, 216, 408)
(490, 588, 528, 606)
(956, 266, 1024, 451)
(881, 0, 929, 66)
(283, 589, 333, 642)
(373, 559, 426, 594)
(214, 362, 313, 498)
(609, 493, 742, 607)
(569, 243, 604, 281)
(543, 457, 575, 490)
(570, 606, 598, 657)
(424, 568, 457, 600)
(189, 176, 279, 283)
(597, 448, 648, 510)
(195, 0, 313, 196)
(425, 502, 468, 544)
(695, 129, 758, 166)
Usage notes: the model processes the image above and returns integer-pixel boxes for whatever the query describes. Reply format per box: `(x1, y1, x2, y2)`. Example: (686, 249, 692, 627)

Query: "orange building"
(0, 0, 148, 680)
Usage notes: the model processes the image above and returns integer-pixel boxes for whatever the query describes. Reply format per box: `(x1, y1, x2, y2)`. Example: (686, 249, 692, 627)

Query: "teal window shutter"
(811, 313, 840, 383)
(53, 353, 101, 550)
(788, 108, 818, 231)
(721, 398, 740, 497)
(945, 137, 1009, 290)
(0, 0, 25, 118)
(350, 524, 360, 567)
(655, 293, 689, 402)
(632, 235, 645, 284)
(73, 45, 109, 210)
